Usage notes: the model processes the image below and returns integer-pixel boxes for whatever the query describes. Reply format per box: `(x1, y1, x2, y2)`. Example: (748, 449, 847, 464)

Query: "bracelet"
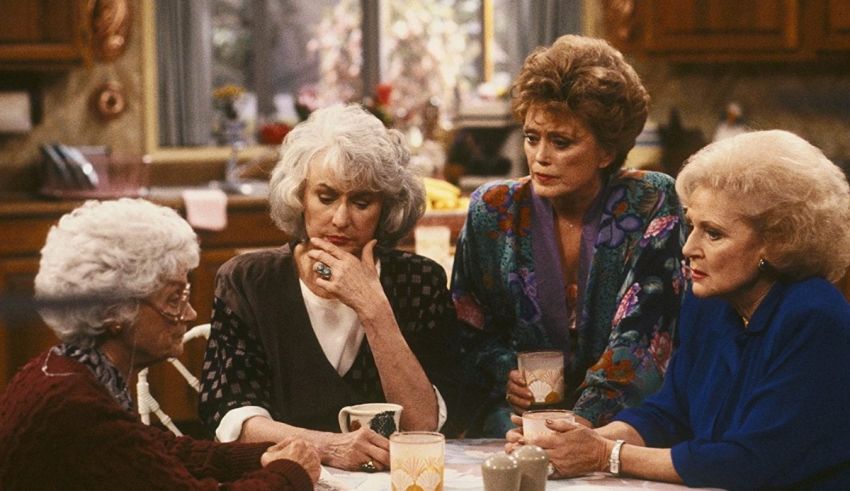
(608, 439, 625, 476)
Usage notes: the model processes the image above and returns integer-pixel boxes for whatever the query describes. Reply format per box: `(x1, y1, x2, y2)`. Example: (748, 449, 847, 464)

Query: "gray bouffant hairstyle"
(268, 103, 426, 247)
(35, 198, 200, 347)
(676, 130, 850, 282)
(511, 34, 649, 175)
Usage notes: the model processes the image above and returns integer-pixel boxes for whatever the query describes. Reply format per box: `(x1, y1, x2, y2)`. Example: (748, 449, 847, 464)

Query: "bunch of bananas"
(423, 177, 469, 212)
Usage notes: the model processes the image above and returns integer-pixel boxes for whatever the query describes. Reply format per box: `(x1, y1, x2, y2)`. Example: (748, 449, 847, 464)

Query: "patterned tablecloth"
(319, 439, 716, 490)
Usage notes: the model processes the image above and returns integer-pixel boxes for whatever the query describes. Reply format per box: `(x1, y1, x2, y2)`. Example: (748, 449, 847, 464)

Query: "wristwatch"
(608, 439, 626, 476)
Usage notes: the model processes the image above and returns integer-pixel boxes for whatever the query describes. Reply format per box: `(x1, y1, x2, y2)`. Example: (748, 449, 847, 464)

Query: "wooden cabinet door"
(812, 0, 850, 50)
(606, 0, 804, 61)
(645, 0, 800, 54)
(0, 0, 90, 67)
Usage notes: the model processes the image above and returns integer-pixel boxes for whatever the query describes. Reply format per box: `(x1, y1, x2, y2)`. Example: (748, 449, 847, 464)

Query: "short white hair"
(677, 130, 850, 282)
(268, 103, 426, 247)
(35, 198, 200, 347)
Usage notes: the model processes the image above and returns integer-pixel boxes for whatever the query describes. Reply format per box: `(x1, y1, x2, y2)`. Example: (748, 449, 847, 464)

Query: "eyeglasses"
(142, 283, 192, 324)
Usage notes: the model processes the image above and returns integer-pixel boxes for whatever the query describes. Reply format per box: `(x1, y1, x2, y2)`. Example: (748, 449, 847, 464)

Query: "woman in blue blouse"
(452, 35, 685, 436)
(508, 130, 850, 489)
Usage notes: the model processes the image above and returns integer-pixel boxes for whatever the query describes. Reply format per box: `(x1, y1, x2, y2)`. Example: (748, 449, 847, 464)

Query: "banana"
(422, 177, 467, 211)
(423, 177, 461, 197)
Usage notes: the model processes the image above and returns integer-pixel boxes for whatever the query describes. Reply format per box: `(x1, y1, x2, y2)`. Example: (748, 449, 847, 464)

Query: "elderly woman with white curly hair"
(199, 104, 461, 471)
(0, 199, 320, 490)
(507, 130, 850, 489)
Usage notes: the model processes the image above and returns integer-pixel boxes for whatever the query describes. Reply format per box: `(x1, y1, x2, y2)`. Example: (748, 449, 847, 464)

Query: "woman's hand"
(505, 369, 534, 413)
(306, 238, 386, 315)
(317, 427, 391, 471)
(504, 413, 526, 453)
(539, 419, 611, 479)
(505, 414, 610, 479)
(261, 436, 322, 485)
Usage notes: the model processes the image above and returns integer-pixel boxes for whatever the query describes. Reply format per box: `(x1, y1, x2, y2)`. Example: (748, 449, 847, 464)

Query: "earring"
(758, 258, 770, 272)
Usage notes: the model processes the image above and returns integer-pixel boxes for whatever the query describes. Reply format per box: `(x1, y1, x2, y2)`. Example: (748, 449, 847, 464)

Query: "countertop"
(0, 187, 271, 218)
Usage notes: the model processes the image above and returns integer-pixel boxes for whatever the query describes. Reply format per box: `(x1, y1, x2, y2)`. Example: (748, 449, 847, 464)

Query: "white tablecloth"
(319, 439, 716, 490)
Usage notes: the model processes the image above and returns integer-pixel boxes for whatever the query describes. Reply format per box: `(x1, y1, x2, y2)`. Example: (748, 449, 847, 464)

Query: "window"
(151, 0, 579, 149)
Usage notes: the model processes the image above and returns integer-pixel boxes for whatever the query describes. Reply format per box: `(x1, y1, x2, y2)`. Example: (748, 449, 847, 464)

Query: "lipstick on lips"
(534, 172, 557, 185)
(324, 235, 350, 246)
(689, 267, 707, 281)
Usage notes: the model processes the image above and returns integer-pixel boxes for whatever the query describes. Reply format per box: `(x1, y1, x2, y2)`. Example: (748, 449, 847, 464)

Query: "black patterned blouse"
(199, 244, 463, 435)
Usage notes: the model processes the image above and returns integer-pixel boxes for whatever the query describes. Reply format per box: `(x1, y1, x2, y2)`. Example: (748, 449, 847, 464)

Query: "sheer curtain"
(151, 0, 581, 148)
(156, 0, 213, 146)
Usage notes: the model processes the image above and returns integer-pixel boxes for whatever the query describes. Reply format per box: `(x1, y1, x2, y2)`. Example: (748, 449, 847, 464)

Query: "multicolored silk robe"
(451, 169, 685, 435)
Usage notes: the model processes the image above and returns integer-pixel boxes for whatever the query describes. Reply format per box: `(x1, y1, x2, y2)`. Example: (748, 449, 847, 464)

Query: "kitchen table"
(318, 439, 719, 490)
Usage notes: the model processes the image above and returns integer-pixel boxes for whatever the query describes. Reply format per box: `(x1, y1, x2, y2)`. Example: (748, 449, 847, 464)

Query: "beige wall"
(0, 8, 145, 193)
(632, 60, 850, 162)
(583, 1, 850, 164)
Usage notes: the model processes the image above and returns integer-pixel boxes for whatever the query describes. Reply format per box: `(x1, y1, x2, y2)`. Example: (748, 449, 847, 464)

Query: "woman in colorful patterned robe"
(451, 35, 686, 437)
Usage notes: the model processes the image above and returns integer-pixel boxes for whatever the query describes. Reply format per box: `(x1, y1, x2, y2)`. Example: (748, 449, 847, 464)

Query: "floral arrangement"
(258, 121, 291, 145)
(363, 82, 393, 127)
(212, 84, 246, 145)
(213, 84, 245, 120)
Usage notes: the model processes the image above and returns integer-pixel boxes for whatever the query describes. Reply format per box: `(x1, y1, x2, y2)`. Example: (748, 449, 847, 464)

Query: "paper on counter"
(182, 189, 228, 231)
(0, 91, 32, 133)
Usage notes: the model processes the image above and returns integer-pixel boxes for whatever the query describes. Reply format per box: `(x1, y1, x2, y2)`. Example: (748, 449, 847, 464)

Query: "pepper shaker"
(481, 452, 521, 491)
(513, 444, 549, 491)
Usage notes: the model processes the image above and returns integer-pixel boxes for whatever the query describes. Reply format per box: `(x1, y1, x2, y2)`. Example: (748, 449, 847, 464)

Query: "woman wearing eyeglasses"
(0, 198, 319, 490)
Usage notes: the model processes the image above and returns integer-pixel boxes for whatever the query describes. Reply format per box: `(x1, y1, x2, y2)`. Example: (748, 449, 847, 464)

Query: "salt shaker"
(481, 452, 521, 491)
(513, 444, 549, 491)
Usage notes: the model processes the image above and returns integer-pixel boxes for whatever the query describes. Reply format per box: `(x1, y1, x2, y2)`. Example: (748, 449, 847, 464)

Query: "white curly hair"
(268, 103, 426, 247)
(34, 198, 200, 347)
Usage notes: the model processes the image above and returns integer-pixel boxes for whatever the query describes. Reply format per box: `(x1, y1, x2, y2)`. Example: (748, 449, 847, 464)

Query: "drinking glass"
(517, 350, 564, 409)
(390, 431, 445, 491)
(521, 409, 575, 442)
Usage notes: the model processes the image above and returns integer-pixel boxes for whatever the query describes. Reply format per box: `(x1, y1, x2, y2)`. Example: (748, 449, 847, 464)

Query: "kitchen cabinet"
(605, 0, 850, 62)
(0, 0, 92, 69)
(812, 0, 850, 50)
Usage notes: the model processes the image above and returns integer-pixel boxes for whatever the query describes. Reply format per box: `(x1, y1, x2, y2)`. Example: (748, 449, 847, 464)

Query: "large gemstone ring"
(314, 261, 332, 280)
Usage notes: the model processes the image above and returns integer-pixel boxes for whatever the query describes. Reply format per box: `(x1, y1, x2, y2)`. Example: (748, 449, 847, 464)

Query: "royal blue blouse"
(616, 278, 850, 489)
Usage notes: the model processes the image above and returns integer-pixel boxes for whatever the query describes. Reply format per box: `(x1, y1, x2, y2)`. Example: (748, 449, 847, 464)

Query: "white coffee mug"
(338, 402, 402, 433)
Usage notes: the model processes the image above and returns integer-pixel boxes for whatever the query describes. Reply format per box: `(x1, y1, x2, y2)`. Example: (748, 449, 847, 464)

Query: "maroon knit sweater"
(0, 351, 313, 490)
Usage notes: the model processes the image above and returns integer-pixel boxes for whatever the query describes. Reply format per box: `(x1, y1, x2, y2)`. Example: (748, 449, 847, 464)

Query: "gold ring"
(359, 460, 377, 473)
(506, 393, 511, 403)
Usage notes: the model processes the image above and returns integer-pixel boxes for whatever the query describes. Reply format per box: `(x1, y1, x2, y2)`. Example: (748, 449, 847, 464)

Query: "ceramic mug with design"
(338, 402, 402, 436)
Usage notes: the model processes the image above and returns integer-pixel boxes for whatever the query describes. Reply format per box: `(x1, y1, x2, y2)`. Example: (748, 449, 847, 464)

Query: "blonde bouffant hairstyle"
(676, 130, 850, 282)
(511, 34, 650, 175)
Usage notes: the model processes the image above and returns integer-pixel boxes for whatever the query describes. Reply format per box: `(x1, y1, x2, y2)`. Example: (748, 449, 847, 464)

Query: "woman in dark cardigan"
(199, 103, 461, 471)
